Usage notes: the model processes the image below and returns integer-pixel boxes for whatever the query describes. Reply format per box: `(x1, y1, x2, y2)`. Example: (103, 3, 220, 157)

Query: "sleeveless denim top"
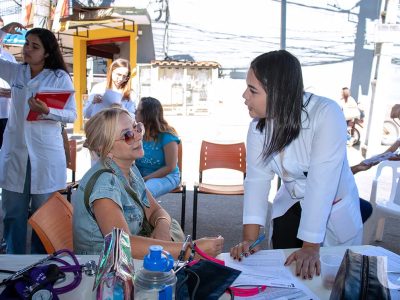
(72, 158, 149, 255)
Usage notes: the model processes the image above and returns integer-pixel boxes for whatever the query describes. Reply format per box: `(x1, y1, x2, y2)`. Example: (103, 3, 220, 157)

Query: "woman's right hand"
(1, 22, 24, 34)
(194, 236, 224, 258)
(230, 239, 260, 261)
(92, 94, 103, 104)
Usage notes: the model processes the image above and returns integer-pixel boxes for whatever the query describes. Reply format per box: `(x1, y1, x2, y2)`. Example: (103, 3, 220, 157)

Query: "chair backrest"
(28, 192, 73, 254)
(198, 140, 246, 182)
(67, 139, 77, 182)
(68, 139, 77, 171)
(373, 160, 400, 205)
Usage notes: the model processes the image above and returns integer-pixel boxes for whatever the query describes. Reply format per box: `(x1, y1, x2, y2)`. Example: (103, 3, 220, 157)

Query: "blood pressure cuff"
(175, 259, 241, 300)
(0, 264, 63, 300)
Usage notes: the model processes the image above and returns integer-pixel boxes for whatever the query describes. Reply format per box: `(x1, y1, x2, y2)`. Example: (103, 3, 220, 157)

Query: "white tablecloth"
(0, 245, 399, 300)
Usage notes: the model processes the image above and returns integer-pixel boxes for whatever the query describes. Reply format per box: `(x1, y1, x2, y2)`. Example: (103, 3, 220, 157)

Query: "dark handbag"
(175, 241, 267, 299)
(84, 168, 154, 237)
(176, 259, 241, 300)
(330, 249, 391, 300)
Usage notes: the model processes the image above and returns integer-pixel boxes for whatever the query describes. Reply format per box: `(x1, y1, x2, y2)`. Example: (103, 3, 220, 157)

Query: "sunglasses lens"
(124, 131, 135, 144)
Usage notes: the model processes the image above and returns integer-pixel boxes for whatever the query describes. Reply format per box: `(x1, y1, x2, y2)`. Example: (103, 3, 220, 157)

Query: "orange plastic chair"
(59, 139, 79, 201)
(28, 192, 73, 254)
(192, 141, 246, 239)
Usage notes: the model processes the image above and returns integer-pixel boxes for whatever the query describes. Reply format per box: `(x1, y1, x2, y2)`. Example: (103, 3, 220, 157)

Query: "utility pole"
(364, 0, 398, 157)
(280, 0, 286, 50)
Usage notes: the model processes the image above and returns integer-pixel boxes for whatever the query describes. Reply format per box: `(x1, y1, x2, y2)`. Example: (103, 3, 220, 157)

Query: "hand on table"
(195, 236, 224, 258)
(285, 242, 321, 279)
(229, 239, 261, 261)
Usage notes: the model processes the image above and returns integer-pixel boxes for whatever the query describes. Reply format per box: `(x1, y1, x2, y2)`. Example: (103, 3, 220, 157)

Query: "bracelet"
(154, 216, 170, 228)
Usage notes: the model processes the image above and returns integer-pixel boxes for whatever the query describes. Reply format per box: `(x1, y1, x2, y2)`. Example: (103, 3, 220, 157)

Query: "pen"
(240, 233, 266, 258)
(174, 235, 192, 270)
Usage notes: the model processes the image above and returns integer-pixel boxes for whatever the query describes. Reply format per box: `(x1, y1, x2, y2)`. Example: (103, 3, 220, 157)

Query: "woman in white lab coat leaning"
(0, 23, 76, 253)
(230, 50, 362, 279)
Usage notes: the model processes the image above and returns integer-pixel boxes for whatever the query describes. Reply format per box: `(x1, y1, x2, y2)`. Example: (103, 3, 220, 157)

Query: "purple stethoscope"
(0, 249, 97, 298)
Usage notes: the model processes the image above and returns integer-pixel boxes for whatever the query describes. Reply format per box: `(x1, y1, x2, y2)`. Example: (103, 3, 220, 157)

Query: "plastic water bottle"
(133, 245, 177, 300)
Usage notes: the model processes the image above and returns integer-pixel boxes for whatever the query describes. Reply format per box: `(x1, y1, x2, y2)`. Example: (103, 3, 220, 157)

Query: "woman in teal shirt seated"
(135, 97, 180, 198)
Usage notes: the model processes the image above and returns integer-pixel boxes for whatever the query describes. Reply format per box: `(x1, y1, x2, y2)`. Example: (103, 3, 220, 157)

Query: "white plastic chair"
(368, 160, 400, 242)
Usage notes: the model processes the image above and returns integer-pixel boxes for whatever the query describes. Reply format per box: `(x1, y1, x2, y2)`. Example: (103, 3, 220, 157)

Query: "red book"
(26, 91, 73, 121)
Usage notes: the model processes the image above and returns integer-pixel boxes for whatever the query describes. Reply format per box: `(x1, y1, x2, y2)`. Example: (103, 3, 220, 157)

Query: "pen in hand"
(240, 233, 266, 258)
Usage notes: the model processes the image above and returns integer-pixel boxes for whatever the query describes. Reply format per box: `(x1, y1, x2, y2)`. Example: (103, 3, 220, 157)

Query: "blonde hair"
(84, 107, 131, 160)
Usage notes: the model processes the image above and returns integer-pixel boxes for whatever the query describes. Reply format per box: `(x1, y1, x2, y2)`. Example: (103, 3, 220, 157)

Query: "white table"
(0, 245, 398, 300)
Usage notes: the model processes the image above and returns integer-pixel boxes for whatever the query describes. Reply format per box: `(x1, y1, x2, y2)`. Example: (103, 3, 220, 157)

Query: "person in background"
(73, 107, 223, 258)
(339, 87, 361, 145)
(0, 17, 16, 149)
(0, 23, 77, 254)
(84, 58, 136, 119)
(135, 97, 180, 198)
(230, 50, 362, 279)
(390, 103, 400, 120)
(339, 87, 360, 121)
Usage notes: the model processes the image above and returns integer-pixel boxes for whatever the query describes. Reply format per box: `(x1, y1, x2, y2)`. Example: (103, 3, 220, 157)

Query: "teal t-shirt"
(136, 132, 180, 177)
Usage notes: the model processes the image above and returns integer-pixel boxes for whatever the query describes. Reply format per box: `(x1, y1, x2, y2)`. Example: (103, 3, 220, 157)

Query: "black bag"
(330, 249, 391, 300)
(175, 259, 241, 300)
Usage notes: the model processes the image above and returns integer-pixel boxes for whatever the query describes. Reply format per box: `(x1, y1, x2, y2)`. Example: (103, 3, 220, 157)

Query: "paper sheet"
(222, 250, 318, 300)
(90, 89, 123, 117)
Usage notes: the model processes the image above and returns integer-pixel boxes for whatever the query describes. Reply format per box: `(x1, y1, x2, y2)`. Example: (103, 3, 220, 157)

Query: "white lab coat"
(0, 47, 16, 119)
(83, 81, 136, 118)
(0, 53, 77, 194)
(243, 93, 363, 246)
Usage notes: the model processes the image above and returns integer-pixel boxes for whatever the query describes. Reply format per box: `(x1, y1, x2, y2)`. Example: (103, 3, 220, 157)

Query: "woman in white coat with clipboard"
(83, 58, 136, 119)
(230, 50, 362, 280)
(0, 23, 76, 254)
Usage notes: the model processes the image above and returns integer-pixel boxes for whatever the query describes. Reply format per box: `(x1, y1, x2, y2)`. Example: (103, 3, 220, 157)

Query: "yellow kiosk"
(55, 5, 153, 133)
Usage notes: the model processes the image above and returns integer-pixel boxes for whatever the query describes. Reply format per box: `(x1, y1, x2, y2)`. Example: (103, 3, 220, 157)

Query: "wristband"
(154, 216, 170, 228)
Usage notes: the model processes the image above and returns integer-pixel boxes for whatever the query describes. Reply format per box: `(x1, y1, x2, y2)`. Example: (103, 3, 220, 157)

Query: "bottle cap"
(143, 245, 174, 272)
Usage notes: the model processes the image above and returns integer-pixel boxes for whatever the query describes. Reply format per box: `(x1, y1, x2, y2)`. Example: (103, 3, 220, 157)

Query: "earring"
(107, 152, 113, 159)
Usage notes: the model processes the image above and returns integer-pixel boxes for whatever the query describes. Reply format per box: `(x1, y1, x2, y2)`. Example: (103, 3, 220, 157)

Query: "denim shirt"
(72, 158, 150, 255)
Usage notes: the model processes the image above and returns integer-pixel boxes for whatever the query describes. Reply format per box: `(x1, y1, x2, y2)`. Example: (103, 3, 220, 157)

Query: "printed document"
(222, 250, 318, 299)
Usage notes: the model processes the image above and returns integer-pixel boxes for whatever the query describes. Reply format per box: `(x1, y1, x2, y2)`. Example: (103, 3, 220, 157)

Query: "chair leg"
(375, 217, 386, 242)
(66, 186, 72, 202)
(193, 186, 198, 240)
(180, 186, 186, 231)
(362, 211, 378, 245)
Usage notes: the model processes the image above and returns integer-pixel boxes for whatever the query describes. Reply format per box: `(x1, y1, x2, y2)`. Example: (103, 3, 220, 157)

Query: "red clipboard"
(27, 91, 72, 121)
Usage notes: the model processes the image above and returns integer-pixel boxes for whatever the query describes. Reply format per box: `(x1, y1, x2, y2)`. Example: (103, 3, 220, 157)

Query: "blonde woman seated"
(72, 107, 223, 258)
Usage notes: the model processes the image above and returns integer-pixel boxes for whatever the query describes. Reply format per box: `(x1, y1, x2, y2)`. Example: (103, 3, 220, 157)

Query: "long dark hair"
(138, 97, 178, 140)
(251, 50, 305, 160)
(25, 28, 68, 73)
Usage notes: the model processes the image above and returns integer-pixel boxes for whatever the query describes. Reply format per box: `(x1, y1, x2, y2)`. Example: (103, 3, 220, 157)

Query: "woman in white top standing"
(84, 58, 136, 119)
(0, 23, 76, 254)
(230, 50, 362, 279)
